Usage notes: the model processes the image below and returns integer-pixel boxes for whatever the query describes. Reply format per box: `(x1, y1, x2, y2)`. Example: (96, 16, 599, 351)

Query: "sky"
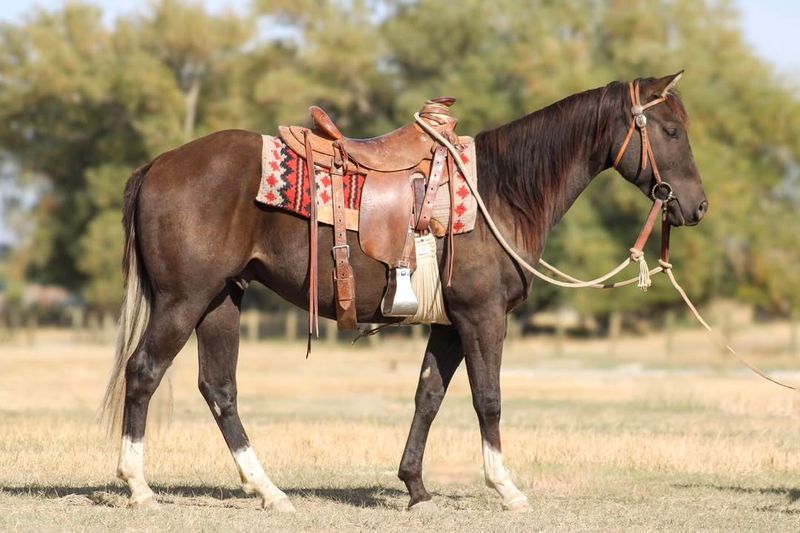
(0, 0, 250, 21)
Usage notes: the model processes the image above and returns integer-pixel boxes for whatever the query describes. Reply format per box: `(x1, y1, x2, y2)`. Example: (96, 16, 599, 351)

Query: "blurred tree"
(0, 4, 142, 295)
(253, 0, 394, 135)
(117, 0, 255, 142)
(0, 1, 256, 310)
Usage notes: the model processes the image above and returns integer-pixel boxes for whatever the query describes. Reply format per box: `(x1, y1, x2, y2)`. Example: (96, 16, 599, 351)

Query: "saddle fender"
(358, 170, 416, 268)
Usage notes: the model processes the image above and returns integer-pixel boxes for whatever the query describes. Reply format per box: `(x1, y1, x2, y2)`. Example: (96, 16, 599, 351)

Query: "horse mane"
(474, 81, 626, 255)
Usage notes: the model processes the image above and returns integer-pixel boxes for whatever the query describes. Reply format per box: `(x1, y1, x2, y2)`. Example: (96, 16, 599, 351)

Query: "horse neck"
(474, 86, 615, 260)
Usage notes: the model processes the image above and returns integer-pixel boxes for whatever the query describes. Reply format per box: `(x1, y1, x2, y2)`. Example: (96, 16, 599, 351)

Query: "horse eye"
(665, 127, 678, 138)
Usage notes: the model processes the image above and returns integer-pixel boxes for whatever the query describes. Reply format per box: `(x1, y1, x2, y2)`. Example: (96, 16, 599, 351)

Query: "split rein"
(414, 82, 799, 392)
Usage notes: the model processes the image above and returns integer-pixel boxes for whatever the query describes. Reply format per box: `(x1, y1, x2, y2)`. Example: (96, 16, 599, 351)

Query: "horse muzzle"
(667, 197, 708, 227)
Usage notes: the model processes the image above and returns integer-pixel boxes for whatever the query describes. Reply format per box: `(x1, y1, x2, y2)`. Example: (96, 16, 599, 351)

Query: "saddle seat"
(310, 106, 446, 172)
(280, 97, 458, 173)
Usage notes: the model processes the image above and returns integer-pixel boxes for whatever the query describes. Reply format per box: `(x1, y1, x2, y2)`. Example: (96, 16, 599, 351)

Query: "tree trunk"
(183, 76, 201, 141)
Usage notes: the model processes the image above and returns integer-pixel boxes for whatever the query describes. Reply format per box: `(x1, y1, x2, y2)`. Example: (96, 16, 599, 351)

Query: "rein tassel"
(630, 248, 651, 291)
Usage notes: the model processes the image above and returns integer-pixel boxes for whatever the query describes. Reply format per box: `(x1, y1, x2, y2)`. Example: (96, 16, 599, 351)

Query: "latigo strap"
(330, 149, 358, 330)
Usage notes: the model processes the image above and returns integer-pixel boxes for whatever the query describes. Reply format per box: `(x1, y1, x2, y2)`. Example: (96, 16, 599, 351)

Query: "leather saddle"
(282, 100, 455, 172)
(279, 97, 459, 332)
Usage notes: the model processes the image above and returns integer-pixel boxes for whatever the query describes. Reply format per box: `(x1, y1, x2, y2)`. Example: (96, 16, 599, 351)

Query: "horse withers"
(101, 72, 707, 511)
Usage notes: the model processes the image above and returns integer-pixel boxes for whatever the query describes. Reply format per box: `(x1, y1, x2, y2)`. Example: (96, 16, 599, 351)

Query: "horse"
(101, 72, 708, 512)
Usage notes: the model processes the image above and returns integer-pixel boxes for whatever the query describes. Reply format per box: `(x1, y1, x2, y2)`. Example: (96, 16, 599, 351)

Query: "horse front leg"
(460, 314, 531, 512)
(398, 325, 463, 511)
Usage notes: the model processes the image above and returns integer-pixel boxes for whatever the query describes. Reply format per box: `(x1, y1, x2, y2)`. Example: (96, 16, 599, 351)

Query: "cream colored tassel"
(403, 234, 451, 325)
(630, 248, 651, 292)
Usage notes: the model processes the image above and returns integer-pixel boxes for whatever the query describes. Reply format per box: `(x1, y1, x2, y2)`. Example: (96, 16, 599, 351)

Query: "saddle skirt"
(256, 134, 478, 236)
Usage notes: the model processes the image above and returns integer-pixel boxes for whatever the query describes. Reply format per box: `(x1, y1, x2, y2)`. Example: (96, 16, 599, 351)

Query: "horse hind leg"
(117, 294, 204, 508)
(196, 284, 294, 512)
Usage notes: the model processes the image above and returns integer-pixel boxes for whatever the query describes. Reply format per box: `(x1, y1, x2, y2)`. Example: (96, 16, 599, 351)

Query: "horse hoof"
(502, 498, 531, 512)
(129, 495, 160, 510)
(408, 499, 438, 512)
(264, 496, 296, 513)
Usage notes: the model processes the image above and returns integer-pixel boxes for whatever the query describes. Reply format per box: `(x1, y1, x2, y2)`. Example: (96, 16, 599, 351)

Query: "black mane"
(474, 82, 625, 254)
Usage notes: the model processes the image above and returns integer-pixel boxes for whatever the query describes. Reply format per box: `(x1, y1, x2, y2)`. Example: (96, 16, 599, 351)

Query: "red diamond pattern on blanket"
(256, 135, 364, 217)
(256, 134, 478, 234)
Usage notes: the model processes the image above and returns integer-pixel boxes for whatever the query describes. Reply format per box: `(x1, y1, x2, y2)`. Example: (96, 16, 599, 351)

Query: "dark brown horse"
(101, 73, 707, 512)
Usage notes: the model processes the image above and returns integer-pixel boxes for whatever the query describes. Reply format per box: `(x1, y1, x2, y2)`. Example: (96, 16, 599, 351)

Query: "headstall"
(612, 80, 676, 283)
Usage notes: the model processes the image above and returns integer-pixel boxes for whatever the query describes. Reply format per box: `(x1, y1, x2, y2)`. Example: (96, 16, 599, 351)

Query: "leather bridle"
(613, 80, 675, 202)
(613, 80, 676, 267)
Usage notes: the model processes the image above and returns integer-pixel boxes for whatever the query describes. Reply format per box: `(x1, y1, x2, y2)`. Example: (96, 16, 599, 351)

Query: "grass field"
(2, 323, 800, 532)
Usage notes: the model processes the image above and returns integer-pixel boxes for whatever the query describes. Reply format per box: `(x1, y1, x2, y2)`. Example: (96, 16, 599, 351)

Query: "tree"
(0, 1, 256, 310)
(0, 4, 145, 293)
(253, 0, 394, 135)
(118, 0, 255, 141)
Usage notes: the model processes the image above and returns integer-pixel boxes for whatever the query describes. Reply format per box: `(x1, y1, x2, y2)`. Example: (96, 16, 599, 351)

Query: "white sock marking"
(233, 447, 289, 507)
(481, 439, 528, 507)
(117, 436, 154, 504)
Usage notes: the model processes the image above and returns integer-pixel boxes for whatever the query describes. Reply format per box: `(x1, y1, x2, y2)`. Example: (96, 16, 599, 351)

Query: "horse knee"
(199, 379, 237, 417)
(415, 389, 445, 419)
(473, 391, 502, 422)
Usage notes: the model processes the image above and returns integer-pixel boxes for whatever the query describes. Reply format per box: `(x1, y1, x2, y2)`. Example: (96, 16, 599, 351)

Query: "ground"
(1, 323, 800, 532)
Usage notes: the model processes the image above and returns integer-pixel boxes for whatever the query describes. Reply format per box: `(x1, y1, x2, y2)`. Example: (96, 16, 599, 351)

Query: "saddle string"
(414, 110, 800, 392)
(446, 155, 456, 286)
(305, 131, 320, 357)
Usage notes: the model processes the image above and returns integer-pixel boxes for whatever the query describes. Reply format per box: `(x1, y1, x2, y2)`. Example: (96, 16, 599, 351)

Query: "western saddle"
(279, 97, 460, 335)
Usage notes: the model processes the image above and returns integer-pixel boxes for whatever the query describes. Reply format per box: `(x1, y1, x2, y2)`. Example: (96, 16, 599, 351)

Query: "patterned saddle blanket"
(256, 135, 478, 234)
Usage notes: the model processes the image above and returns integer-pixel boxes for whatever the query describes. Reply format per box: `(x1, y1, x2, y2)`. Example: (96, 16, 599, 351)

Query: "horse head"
(612, 72, 708, 227)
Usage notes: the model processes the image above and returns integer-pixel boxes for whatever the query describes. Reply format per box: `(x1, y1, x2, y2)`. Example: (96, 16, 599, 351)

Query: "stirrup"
(381, 267, 418, 317)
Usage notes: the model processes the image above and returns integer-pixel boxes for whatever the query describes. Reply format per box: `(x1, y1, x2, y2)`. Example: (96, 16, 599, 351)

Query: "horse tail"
(100, 161, 154, 435)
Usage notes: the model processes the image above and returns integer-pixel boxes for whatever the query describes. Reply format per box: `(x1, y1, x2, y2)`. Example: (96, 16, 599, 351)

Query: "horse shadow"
(0, 483, 410, 509)
(673, 483, 800, 514)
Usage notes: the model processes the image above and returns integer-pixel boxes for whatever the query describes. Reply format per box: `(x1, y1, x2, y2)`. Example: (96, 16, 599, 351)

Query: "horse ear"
(648, 71, 684, 98)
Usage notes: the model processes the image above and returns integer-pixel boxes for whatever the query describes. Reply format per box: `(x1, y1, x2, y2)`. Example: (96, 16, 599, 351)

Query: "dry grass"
(2, 325, 800, 531)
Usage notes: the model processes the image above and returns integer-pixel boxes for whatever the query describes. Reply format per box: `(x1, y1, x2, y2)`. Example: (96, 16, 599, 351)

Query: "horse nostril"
(695, 200, 708, 221)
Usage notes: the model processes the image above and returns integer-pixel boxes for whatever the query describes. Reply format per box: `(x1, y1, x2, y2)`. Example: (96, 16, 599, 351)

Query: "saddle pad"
(256, 135, 478, 234)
